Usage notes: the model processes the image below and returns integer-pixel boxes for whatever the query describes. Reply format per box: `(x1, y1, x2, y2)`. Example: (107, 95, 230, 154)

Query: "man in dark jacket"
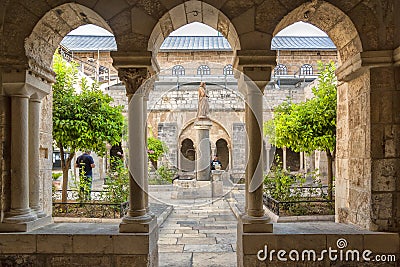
(75, 151, 95, 200)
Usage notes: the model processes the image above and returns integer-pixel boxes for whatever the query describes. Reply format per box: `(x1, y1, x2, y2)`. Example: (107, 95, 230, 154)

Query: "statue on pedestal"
(196, 82, 209, 118)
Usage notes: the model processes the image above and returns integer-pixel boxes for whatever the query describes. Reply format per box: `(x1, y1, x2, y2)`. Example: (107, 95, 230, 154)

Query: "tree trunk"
(326, 149, 334, 201)
(60, 145, 75, 203)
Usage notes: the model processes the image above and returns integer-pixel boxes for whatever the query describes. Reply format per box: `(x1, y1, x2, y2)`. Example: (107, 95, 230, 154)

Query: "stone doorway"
(215, 138, 229, 170)
(180, 138, 196, 172)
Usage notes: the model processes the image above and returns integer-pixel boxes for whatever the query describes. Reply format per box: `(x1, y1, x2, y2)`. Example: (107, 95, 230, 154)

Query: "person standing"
(75, 151, 95, 200)
(211, 155, 222, 170)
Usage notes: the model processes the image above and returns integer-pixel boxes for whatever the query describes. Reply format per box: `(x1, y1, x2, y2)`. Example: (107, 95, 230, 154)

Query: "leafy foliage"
(147, 136, 167, 169)
(52, 53, 125, 202)
(265, 61, 337, 153)
(104, 159, 129, 204)
(264, 61, 337, 199)
(264, 158, 306, 202)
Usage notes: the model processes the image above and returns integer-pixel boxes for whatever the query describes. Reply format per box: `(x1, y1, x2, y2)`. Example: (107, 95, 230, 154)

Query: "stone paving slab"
(177, 237, 216, 245)
(192, 252, 237, 267)
(183, 244, 234, 253)
(159, 252, 192, 267)
(158, 244, 184, 253)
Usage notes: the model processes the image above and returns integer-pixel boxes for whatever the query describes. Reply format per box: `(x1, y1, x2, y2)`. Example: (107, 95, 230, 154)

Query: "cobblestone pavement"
(158, 198, 237, 267)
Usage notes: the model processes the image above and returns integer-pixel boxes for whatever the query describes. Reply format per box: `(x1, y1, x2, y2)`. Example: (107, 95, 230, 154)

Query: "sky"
(68, 21, 328, 37)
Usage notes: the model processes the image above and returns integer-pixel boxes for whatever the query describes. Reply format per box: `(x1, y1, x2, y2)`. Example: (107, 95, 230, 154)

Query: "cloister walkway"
(149, 186, 238, 267)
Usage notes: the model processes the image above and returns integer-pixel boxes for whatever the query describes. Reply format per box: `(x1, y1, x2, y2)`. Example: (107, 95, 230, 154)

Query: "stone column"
(300, 151, 304, 171)
(1, 69, 53, 231)
(282, 146, 287, 170)
(143, 93, 151, 215)
(238, 64, 273, 230)
(245, 85, 267, 218)
(29, 95, 46, 218)
(194, 119, 212, 181)
(4, 94, 37, 223)
(118, 67, 155, 233)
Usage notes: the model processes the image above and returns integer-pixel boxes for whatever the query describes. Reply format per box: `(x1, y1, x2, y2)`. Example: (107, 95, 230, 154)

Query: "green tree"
(147, 136, 167, 169)
(265, 61, 337, 200)
(52, 53, 125, 203)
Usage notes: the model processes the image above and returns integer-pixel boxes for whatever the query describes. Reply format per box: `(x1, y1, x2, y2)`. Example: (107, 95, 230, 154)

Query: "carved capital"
(118, 68, 149, 96)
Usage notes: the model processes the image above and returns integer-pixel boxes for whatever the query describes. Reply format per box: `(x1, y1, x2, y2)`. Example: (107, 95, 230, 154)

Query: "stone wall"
(157, 122, 178, 167)
(276, 50, 337, 75)
(157, 51, 234, 75)
(369, 66, 400, 232)
(39, 94, 54, 215)
(336, 70, 371, 229)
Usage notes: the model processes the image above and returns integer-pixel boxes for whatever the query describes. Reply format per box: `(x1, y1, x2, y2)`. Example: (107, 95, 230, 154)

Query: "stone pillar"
(335, 49, 400, 232)
(3, 94, 37, 224)
(29, 95, 46, 218)
(300, 151, 304, 171)
(194, 119, 212, 181)
(143, 94, 151, 215)
(117, 67, 156, 233)
(282, 146, 287, 170)
(235, 52, 275, 267)
(244, 83, 269, 220)
(0, 69, 53, 232)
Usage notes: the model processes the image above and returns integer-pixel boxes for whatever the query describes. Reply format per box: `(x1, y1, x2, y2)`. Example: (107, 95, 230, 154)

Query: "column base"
(31, 206, 47, 218)
(120, 214, 156, 233)
(2, 208, 37, 224)
(240, 214, 273, 233)
(237, 215, 274, 267)
(0, 215, 52, 232)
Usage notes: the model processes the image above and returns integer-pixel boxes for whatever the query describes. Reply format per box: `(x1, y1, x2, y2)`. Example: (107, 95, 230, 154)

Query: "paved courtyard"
(149, 186, 238, 267)
(158, 199, 237, 267)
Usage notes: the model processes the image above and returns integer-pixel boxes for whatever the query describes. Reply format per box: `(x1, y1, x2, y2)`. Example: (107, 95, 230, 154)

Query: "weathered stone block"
(37, 234, 73, 253)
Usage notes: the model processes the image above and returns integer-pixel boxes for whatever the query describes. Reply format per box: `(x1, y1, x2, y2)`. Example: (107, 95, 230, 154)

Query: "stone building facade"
(74, 35, 337, 180)
(0, 1, 399, 266)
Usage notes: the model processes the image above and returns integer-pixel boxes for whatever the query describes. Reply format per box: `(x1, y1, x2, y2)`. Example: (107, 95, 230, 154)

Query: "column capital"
(234, 50, 275, 92)
(2, 69, 51, 98)
(336, 49, 399, 82)
(234, 50, 276, 69)
(111, 51, 159, 74)
(118, 68, 149, 96)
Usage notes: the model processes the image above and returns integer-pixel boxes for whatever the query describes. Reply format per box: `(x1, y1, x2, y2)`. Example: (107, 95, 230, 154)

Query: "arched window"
(172, 65, 185, 76)
(197, 65, 211, 76)
(300, 64, 313, 75)
(223, 64, 234, 75)
(274, 64, 287, 76)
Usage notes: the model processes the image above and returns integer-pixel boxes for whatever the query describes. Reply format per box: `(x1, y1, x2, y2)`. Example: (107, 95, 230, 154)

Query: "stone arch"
(24, 3, 113, 80)
(273, 1, 363, 64)
(148, 1, 241, 56)
(179, 117, 231, 147)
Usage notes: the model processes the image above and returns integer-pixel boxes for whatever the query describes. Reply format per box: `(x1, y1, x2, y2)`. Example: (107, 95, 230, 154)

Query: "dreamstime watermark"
(257, 238, 396, 263)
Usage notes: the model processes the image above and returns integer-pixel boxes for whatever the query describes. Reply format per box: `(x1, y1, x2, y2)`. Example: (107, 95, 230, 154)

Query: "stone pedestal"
(211, 170, 224, 197)
(0, 216, 52, 232)
(171, 179, 212, 199)
(237, 215, 273, 267)
(194, 119, 212, 181)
